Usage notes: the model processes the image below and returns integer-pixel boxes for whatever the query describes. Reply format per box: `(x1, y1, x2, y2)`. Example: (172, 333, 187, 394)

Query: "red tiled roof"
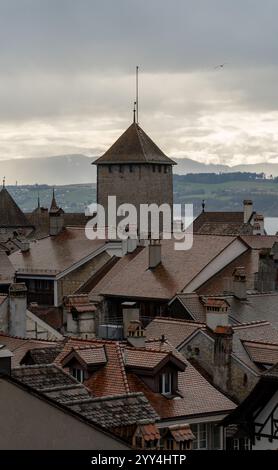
(240, 235, 278, 249)
(169, 424, 195, 442)
(140, 423, 161, 441)
(55, 338, 130, 396)
(0, 334, 59, 367)
(145, 317, 204, 349)
(89, 248, 144, 300)
(127, 359, 235, 419)
(99, 236, 237, 300)
(243, 341, 278, 365)
(9, 227, 106, 275)
(18, 334, 235, 420)
(62, 345, 107, 367)
(124, 347, 185, 371)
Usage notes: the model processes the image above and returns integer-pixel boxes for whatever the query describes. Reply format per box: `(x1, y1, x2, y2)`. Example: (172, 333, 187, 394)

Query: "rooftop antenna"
(2, 176, 5, 188)
(202, 199, 205, 213)
(133, 101, 136, 123)
(136, 65, 139, 124)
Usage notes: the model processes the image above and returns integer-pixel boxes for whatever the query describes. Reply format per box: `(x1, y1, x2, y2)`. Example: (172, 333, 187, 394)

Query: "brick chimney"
(233, 267, 247, 300)
(127, 320, 146, 348)
(148, 239, 161, 269)
(253, 214, 264, 235)
(122, 301, 140, 338)
(204, 298, 233, 393)
(213, 325, 233, 392)
(204, 298, 230, 331)
(8, 283, 27, 337)
(243, 200, 253, 224)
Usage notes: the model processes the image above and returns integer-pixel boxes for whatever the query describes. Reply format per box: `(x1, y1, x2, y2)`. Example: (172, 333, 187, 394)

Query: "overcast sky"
(1, 0, 278, 165)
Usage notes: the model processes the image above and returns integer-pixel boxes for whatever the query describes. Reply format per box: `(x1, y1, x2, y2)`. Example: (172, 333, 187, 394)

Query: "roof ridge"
(0, 332, 60, 343)
(136, 124, 148, 162)
(233, 320, 270, 329)
(73, 344, 104, 351)
(242, 339, 278, 348)
(125, 346, 169, 355)
(150, 316, 205, 326)
(116, 342, 130, 394)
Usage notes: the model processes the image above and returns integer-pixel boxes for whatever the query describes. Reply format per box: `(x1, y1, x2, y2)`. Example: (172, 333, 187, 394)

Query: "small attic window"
(72, 367, 84, 383)
(159, 372, 173, 395)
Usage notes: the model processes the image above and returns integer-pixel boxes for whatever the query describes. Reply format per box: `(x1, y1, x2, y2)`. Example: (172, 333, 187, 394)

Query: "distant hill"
(1, 154, 278, 185)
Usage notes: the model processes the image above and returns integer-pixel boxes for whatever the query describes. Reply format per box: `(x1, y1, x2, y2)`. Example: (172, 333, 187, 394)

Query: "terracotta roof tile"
(99, 236, 237, 300)
(9, 227, 106, 275)
(169, 424, 195, 442)
(0, 333, 60, 367)
(55, 338, 130, 396)
(243, 341, 278, 365)
(124, 348, 171, 370)
(146, 317, 204, 349)
(62, 345, 107, 367)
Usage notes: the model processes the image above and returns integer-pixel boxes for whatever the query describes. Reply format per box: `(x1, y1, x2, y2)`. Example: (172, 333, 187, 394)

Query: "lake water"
(265, 217, 278, 235)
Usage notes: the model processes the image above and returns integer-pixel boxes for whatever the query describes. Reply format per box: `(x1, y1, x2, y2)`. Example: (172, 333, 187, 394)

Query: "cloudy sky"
(1, 0, 278, 165)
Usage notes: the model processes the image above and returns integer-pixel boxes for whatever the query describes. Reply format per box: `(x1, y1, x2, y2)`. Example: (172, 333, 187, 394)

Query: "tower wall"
(97, 163, 173, 232)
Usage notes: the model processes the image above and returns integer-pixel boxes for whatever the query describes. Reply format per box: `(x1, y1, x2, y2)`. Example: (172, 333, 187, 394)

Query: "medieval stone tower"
(94, 121, 176, 232)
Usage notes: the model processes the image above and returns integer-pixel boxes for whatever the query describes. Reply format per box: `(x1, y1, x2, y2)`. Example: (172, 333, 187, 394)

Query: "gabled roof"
(0, 187, 33, 228)
(9, 227, 106, 276)
(243, 341, 278, 366)
(146, 317, 205, 349)
(193, 211, 250, 236)
(62, 346, 107, 369)
(124, 347, 186, 372)
(0, 333, 60, 367)
(93, 122, 176, 165)
(98, 235, 244, 300)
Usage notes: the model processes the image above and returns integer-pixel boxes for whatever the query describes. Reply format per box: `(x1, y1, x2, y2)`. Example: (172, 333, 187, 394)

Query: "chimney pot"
(243, 200, 253, 224)
(148, 239, 161, 269)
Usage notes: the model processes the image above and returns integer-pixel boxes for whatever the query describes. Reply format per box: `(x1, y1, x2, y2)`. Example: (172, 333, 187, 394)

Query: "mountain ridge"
(1, 154, 278, 185)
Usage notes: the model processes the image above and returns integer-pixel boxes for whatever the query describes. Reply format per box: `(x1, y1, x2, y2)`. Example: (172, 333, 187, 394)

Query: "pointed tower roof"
(49, 188, 64, 215)
(0, 187, 32, 228)
(50, 188, 59, 213)
(93, 122, 176, 165)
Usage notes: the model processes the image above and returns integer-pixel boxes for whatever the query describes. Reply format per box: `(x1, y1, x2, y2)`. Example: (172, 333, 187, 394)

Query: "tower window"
(152, 165, 156, 172)
(129, 165, 133, 172)
(119, 165, 123, 173)
(164, 165, 168, 173)
(108, 165, 112, 173)
(158, 166, 162, 173)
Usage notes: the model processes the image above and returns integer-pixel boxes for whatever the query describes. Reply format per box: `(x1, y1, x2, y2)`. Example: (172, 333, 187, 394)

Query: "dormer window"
(72, 367, 84, 383)
(159, 372, 172, 395)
